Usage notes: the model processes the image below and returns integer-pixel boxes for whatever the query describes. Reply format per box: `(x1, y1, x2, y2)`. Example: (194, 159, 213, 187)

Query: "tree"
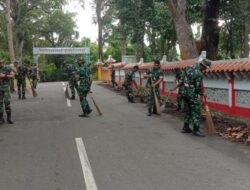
(166, 0, 198, 59)
(201, 0, 220, 60)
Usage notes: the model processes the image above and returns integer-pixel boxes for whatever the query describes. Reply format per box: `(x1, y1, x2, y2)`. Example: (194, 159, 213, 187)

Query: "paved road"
(0, 82, 249, 190)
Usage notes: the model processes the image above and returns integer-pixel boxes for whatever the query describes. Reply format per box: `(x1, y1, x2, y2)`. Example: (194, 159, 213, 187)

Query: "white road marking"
(63, 86, 72, 107)
(75, 138, 98, 190)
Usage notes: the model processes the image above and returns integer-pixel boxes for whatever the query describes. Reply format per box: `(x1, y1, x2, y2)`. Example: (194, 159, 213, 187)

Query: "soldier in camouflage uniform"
(175, 68, 186, 112)
(124, 66, 139, 103)
(145, 60, 163, 116)
(77, 59, 92, 117)
(171, 59, 211, 137)
(64, 63, 78, 100)
(0, 60, 14, 124)
(110, 65, 117, 87)
(14, 61, 28, 99)
(29, 65, 38, 89)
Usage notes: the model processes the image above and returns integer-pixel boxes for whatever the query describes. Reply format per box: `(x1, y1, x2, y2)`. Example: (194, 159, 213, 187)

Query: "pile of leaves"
(213, 115, 250, 145)
(217, 127, 250, 145)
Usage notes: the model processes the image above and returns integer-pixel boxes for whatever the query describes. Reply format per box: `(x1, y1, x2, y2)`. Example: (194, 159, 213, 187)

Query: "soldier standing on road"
(123, 65, 139, 103)
(110, 65, 117, 87)
(145, 60, 163, 116)
(77, 59, 92, 117)
(29, 64, 38, 89)
(0, 60, 14, 124)
(174, 68, 186, 112)
(64, 63, 78, 100)
(171, 59, 211, 137)
(14, 61, 28, 99)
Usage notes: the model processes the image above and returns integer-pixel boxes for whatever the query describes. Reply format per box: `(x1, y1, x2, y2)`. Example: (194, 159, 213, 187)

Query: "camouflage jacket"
(17, 64, 28, 80)
(78, 66, 91, 91)
(180, 64, 203, 97)
(147, 68, 163, 88)
(124, 70, 135, 86)
(65, 64, 78, 80)
(0, 66, 12, 86)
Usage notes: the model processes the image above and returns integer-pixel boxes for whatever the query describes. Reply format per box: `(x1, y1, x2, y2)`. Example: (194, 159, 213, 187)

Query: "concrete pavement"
(0, 82, 249, 190)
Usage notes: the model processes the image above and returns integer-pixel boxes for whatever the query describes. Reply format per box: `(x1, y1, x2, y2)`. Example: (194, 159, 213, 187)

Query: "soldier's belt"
(184, 83, 194, 87)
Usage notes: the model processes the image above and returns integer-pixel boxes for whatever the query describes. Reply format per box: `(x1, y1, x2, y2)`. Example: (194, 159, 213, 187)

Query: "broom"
(90, 96, 102, 116)
(28, 78, 38, 97)
(151, 78, 161, 115)
(65, 84, 70, 99)
(204, 97, 217, 135)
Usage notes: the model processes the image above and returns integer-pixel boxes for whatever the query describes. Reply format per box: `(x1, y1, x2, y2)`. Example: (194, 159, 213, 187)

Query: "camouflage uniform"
(29, 67, 38, 89)
(147, 68, 163, 112)
(110, 67, 117, 87)
(78, 65, 92, 116)
(124, 70, 135, 102)
(176, 72, 186, 111)
(17, 64, 28, 99)
(0, 65, 13, 123)
(65, 64, 78, 99)
(180, 64, 204, 132)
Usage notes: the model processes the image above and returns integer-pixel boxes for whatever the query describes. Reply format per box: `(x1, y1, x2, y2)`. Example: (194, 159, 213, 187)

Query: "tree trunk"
(120, 22, 127, 56)
(201, 0, 220, 60)
(135, 29, 144, 61)
(150, 30, 156, 58)
(166, 0, 198, 60)
(98, 18, 103, 61)
(242, 19, 250, 58)
(15, 36, 24, 60)
(5, 0, 15, 62)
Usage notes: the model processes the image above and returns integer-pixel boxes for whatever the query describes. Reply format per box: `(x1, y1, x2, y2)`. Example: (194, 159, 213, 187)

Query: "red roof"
(161, 59, 197, 71)
(110, 62, 124, 69)
(206, 59, 250, 73)
(123, 63, 137, 70)
(139, 62, 154, 70)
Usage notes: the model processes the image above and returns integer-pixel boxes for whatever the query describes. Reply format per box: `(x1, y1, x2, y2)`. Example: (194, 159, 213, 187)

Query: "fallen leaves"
(218, 127, 250, 145)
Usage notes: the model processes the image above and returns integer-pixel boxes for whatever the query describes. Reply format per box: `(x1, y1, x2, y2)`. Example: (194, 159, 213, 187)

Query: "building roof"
(161, 59, 197, 71)
(139, 62, 154, 70)
(110, 62, 124, 69)
(123, 63, 137, 70)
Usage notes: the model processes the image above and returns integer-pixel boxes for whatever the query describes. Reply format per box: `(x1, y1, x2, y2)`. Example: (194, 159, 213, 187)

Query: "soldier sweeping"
(110, 65, 117, 87)
(14, 61, 28, 99)
(77, 59, 92, 117)
(171, 59, 211, 137)
(174, 68, 186, 112)
(144, 60, 163, 116)
(64, 62, 78, 100)
(124, 65, 139, 103)
(0, 60, 14, 124)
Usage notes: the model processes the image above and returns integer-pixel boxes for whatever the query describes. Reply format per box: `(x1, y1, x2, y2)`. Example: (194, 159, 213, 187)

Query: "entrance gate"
(33, 47, 90, 79)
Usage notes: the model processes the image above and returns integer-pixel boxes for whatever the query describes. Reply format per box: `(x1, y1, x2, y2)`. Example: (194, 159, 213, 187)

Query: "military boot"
(0, 112, 5, 124)
(6, 112, 14, 124)
(79, 113, 88, 117)
(86, 105, 92, 115)
(147, 108, 152, 116)
(193, 125, 206, 137)
(181, 123, 193, 133)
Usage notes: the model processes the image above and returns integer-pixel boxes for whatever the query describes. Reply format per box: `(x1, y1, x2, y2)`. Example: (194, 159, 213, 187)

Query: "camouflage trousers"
(78, 86, 90, 114)
(0, 85, 11, 114)
(69, 79, 78, 97)
(147, 86, 160, 109)
(177, 93, 186, 110)
(125, 84, 134, 101)
(17, 78, 26, 98)
(31, 76, 38, 89)
(183, 95, 202, 130)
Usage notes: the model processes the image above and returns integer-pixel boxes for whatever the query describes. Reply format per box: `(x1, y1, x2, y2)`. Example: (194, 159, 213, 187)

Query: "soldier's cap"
(199, 59, 211, 69)
(13, 60, 19, 64)
(154, 60, 161, 65)
(133, 65, 139, 70)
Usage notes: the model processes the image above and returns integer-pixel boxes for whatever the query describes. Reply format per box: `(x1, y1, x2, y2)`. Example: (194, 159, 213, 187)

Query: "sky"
(64, 0, 98, 42)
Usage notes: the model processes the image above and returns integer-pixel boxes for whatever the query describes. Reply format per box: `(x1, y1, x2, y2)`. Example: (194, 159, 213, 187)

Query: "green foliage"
(0, 50, 10, 64)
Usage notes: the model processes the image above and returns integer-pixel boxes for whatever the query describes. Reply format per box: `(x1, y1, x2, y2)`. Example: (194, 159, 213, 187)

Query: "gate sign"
(33, 47, 90, 55)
